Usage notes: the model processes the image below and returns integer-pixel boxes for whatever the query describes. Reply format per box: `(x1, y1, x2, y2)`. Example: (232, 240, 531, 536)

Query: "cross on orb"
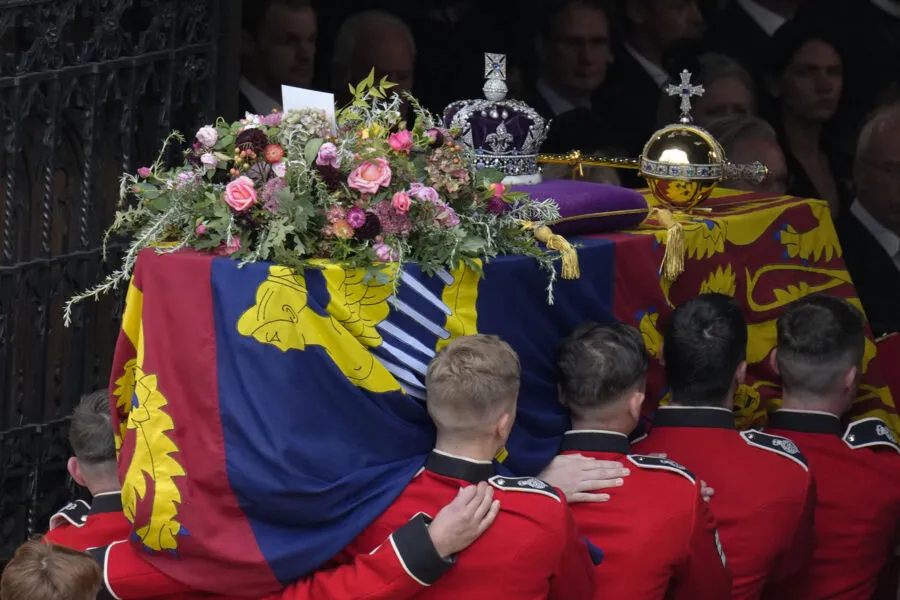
(665, 70, 705, 123)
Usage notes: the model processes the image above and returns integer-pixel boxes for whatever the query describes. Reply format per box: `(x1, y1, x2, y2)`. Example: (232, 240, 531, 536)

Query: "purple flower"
(408, 182, 440, 204)
(272, 161, 287, 178)
(316, 142, 341, 168)
(200, 153, 218, 170)
(487, 196, 507, 215)
(346, 207, 367, 229)
(196, 125, 218, 148)
(435, 203, 460, 228)
(262, 112, 283, 126)
(175, 171, 197, 189)
(372, 200, 412, 236)
(262, 178, 287, 213)
(137, 167, 152, 178)
(373, 242, 398, 262)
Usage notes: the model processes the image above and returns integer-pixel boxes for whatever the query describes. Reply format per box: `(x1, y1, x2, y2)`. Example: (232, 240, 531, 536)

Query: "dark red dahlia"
(235, 128, 269, 155)
(487, 196, 507, 215)
(354, 212, 382, 240)
(316, 163, 342, 191)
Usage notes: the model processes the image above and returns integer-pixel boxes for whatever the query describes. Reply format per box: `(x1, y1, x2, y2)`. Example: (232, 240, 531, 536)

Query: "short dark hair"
(776, 295, 865, 398)
(767, 18, 842, 78)
(242, 0, 313, 38)
(538, 0, 609, 39)
(557, 322, 649, 417)
(69, 390, 115, 465)
(663, 294, 748, 406)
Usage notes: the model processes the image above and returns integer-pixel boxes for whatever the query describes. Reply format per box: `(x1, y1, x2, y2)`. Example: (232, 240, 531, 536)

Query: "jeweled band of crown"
(444, 53, 549, 185)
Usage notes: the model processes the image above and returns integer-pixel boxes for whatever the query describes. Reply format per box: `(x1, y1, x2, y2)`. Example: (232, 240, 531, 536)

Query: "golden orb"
(640, 123, 725, 210)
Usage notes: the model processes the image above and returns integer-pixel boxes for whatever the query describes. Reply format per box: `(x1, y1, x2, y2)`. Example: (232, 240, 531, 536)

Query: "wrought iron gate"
(0, 0, 235, 562)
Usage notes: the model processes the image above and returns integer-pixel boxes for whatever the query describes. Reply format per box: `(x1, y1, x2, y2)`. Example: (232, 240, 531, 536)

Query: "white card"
(281, 85, 336, 133)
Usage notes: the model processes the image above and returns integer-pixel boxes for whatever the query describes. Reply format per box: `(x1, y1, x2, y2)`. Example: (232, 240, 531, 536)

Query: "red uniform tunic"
(560, 430, 731, 600)
(767, 411, 900, 600)
(44, 492, 130, 552)
(633, 406, 815, 600)
(91, 515, 460, 600)
(339, 450, 596, 600)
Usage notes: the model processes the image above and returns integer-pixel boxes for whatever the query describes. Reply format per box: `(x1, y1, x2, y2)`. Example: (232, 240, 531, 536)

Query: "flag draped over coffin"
(109, 239, 617, 595)
(109, 189, 898, 596)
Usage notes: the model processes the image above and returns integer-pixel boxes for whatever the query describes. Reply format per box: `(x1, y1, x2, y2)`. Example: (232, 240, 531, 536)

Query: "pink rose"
(489, 182, 506, 198)
(316, 142, 341, 168)
(196, 125, 218, 148)
(137, 167, 152, 178)
(388, 130, 414, 154)
(196, 222, 207, 235)
(373, 242, 398, 262)
(215, 236, 242, 256)
(347, 158, 392, 194)
(224, 176, 257, 212)
(391, 192, 411, 214)
(408, 182, 440, 204)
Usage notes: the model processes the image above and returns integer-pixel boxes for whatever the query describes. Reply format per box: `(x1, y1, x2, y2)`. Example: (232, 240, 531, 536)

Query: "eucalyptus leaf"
(475, 168, 505, 186)
(149, 194, 171, 211)
(304, 138, 325, 165)
(214, 135, 234, 150)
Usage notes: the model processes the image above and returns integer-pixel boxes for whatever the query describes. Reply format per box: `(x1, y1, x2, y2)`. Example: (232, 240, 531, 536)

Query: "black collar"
(768, 410, 842, 436)
(425, 451, 495, 484)
(654, 406, 737, 429)
(90, 492, 123, 515)
(560, 431, 632, 455)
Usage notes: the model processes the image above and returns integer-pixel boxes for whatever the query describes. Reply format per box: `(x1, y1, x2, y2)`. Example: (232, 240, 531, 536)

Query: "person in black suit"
(594, 0, 704, 158)
(835, 103, 900, 338)
(704, 0, 808, 86)
(239, 0, 318, 116)
(525, 0, 611, 121)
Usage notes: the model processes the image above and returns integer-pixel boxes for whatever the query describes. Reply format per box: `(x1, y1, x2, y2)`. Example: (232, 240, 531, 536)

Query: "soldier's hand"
(701, 480, 715, 503)
(538, 454, 630, 504)
(428, 483, 500, 559)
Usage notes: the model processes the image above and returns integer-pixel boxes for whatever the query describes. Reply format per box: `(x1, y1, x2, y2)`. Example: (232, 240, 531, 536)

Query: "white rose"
(200, 153, 218, 169)
(196, 125, 218, 148)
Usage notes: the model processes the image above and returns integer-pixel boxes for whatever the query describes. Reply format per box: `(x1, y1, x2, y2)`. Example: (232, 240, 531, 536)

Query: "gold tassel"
(523, 222, 581, 280)
(654, 208, 684, 283)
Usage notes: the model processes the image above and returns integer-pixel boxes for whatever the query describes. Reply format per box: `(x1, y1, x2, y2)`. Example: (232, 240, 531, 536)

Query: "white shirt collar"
(775, 408, 841, 418)
(431, 448, 493, 465)
(871, 0, 900, 19)
(239, 77, 281, 116)
(535, 78, 588, 115)
(624, 44, 669, 88)
(565, 429, 628, 438)
(736, 0, 788, 36)
(851, 199, 900, 259)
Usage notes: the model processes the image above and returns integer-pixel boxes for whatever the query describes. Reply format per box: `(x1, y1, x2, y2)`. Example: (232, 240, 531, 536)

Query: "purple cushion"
(514, 180, 648, 235)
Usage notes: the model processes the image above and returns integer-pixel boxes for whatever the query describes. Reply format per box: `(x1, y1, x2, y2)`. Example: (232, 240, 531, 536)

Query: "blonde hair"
(1, 541, 101, 600)
(425, 335, 520, 439)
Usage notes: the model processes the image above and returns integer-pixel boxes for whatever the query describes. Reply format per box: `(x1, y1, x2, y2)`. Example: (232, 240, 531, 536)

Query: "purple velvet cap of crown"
(443, 103, 534, 153)
(513, 180, 648, 235)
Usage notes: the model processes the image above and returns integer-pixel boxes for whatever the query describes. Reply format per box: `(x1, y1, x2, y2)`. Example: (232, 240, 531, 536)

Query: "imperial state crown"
(443, 53, 549, 185)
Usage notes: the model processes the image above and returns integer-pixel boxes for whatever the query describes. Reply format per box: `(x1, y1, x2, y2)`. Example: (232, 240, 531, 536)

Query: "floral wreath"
(65, 73, 565, 323)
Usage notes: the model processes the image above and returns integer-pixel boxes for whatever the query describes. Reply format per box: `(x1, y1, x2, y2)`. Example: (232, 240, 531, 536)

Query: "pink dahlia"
(346, 207, 366, 229)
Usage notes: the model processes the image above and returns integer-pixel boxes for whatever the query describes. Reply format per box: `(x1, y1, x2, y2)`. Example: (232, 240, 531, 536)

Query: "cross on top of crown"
(485, 53, 507, 82)
(665, 70, 705, 124)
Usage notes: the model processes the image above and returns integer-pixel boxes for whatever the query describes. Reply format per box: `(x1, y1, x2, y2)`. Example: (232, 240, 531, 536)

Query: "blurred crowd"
(236, 0, 900, 336)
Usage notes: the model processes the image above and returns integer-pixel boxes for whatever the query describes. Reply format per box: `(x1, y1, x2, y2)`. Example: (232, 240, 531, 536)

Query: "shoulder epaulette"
(48, 499, 91, 530)
(488, 475, 561, 502)
(844, 418, 900, 454)
(741, 430, 808, 470)
(627, 454, 696, 484)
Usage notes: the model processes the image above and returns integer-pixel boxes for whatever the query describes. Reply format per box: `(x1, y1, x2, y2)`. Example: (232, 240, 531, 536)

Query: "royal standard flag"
(109, 238, 617, 595)
(109, 191, 897, 596)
